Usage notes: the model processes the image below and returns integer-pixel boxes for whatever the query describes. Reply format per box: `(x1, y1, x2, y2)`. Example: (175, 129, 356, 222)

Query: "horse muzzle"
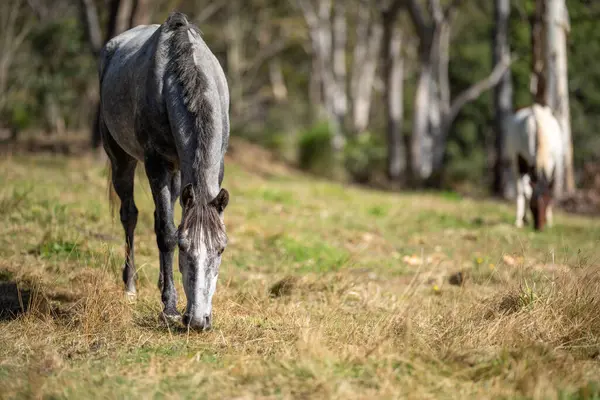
(183, 313, 212, 331)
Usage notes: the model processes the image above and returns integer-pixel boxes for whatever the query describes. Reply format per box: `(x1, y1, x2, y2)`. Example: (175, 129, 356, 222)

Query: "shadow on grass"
(0, 281, 31, 321)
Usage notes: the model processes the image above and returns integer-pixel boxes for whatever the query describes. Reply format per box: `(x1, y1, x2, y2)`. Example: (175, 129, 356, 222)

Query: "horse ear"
(211, 188, 229, 213)
(181, 184, 195, 209)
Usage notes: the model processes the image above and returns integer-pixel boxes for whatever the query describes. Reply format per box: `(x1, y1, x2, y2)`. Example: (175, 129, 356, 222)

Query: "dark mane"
(164, 12, 214, 172)
(180, 202, 227, 250)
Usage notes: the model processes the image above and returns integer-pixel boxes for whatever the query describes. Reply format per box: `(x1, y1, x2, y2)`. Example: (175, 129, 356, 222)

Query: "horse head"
(529, 169, 555, 231)
(178, 185, 229, 331)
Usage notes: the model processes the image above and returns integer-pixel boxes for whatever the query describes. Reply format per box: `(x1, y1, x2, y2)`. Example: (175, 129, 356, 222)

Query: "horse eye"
(218, 248, 225, 256)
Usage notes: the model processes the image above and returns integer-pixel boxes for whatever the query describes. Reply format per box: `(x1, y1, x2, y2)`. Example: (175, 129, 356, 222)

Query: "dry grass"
(0, 142, 599, 399)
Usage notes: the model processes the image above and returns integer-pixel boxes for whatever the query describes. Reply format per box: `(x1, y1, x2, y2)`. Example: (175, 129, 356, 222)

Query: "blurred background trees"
(1, 0, 598, 198)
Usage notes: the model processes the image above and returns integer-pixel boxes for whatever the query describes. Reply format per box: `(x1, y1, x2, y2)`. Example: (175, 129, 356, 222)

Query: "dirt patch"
(224, 136, 296, 178)
(1, 133, 294, 178)
(560, 162, 600, 215)
(560, 162, 600, 216)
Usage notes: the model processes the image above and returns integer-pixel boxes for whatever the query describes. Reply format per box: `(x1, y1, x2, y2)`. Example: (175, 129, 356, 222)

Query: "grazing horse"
(504, 103, 564, 231)
(99, 12, 230, 330)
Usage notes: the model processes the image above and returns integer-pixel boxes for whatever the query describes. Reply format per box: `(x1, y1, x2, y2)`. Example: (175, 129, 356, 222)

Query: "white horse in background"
(504, 103, 565, 231)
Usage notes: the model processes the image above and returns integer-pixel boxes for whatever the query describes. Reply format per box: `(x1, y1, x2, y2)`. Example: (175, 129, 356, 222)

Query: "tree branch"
(448, 55, 514, 124)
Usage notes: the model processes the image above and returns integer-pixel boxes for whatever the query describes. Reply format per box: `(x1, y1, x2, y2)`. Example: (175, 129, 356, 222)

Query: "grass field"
(1, 139, 600, 399)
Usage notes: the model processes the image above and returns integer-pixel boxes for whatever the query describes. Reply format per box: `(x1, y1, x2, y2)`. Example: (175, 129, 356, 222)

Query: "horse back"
(100, 24, 166, 161)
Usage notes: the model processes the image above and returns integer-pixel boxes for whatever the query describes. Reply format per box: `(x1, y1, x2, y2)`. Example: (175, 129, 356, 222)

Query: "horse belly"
(101, 74, 145, 161)
(104, 114, 145, 161)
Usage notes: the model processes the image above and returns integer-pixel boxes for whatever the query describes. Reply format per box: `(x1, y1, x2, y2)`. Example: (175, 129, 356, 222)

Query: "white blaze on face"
(192, 236, 211, 318)
(180, 227, 220, 321)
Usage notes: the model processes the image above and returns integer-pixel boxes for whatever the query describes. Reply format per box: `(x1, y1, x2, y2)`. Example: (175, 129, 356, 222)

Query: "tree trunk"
(308, 55, 324, 122)
(332, 0, 348, 133)
(350, 0, 382, 135)
(88, 0, 136, 150)
(427, 77, 442, 183)
(106, 0, 134, 41)
(411, 56, 434, 182)
(382, 7, 405, 181)
(430, 21, 450, 183)
(130, 0, 151, 27)
(352, 23, 383, 134)
(546, 0, 574, 194)
(493, 0, 514, 199)
(79, 0, 103, 56)
(298, 0, 347, 148)
(226, 2, 244, 119)
(404, 0, 439, 184)
(350, 0, 369, 123)
(530, 0, 546, 104)
(405, 0, 512, 185)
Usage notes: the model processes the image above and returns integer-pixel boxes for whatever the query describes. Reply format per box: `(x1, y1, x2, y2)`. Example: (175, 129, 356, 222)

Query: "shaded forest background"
(1, 0, 598, 198)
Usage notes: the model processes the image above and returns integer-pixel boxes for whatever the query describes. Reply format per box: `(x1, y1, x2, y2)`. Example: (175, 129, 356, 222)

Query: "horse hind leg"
(115, 163, 139, 298)
(102, 122, 139, 297)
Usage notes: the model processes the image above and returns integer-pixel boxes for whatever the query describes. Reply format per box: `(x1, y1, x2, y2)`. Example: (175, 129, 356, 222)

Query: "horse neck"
(164, 24, 223, 202)
(530, 105, 554, 180)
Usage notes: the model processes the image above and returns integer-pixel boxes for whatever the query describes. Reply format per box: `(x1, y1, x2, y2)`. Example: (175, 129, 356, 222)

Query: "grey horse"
(99, 12, 230, 331)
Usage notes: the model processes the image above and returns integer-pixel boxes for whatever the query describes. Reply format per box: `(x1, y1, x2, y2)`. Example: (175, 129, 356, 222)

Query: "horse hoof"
(515, 221, 523, 228)
(160, 312, 182, 326)
(125, 291, 137, 302)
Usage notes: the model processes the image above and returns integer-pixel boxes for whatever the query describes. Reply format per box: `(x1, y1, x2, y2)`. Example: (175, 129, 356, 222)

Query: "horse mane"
(164, 12, 214, 169)
(531, 104, 551, 180)
(163, 12, 226, 249)
(180, 201, 227, 250)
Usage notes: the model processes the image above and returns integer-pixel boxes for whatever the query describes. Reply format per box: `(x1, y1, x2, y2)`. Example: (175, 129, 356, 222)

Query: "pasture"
(1, 139, 599, 399)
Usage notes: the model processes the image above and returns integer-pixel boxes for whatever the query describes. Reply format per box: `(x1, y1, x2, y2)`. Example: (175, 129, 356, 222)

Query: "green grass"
(1, 143, 600, 399)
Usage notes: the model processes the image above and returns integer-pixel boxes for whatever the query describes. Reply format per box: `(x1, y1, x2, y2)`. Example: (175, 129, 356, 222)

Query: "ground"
(0, 138, 599, 399)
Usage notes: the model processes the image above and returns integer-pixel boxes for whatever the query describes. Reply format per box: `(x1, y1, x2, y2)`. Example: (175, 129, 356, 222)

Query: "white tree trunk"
(406, 0, 512, 185)
(298, 0, 345, 149)
(546, 0, 573, 194)
(352, 23, 383, 134)
(227, 2, 244, 117)
(309, 55, 324, 121)
(332, 0, 348, 130)
(411, 58, 434, 181)
(493, 0, 515, 199)
(431, 22, 450, 178)
(382, 10, 405, 180)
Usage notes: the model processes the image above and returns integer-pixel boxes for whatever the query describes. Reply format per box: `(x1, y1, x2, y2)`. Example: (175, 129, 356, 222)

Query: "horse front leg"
(546, 203, 554, 227)
(158, 171, 181, 292)
(145, 154, 180, 322)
